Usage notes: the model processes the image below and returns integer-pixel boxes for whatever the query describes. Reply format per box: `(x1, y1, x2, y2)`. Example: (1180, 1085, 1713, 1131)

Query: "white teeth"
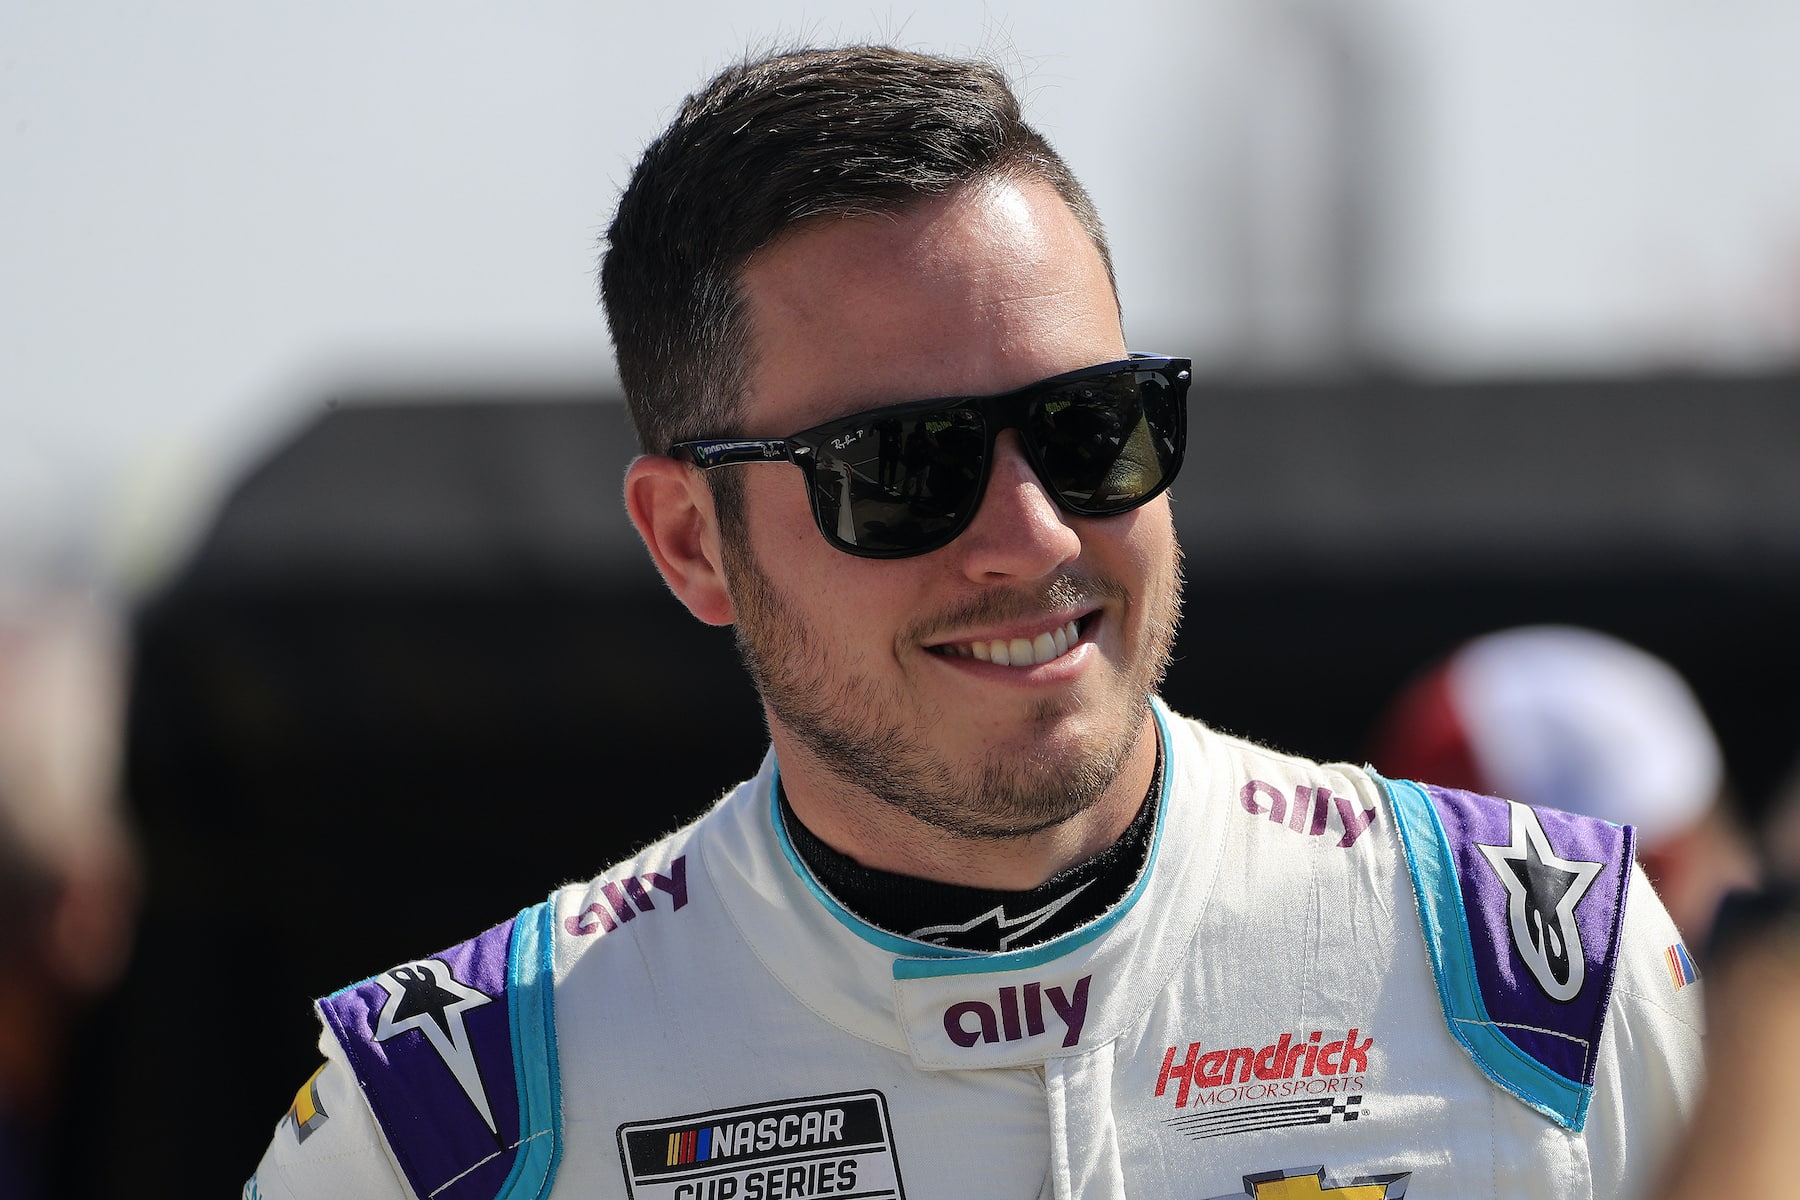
(946, 619, 1083, 667)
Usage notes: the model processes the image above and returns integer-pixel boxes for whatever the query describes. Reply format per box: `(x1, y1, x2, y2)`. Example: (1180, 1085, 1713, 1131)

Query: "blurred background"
(4, 2, 1799, 1195)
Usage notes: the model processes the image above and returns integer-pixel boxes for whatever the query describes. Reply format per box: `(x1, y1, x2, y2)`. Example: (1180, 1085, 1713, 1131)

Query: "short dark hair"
(599, 44, 1117, 460)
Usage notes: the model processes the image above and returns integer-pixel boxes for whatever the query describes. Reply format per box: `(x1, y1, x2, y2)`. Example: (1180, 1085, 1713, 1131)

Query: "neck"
(773, 709, 1161, 890)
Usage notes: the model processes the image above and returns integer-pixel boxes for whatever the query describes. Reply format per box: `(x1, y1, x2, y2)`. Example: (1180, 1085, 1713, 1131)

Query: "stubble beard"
(722, 522, 1184, 842)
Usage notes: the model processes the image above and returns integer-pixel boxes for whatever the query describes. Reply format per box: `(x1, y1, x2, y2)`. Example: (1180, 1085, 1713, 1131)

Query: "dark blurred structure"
(83, 398, 765, 1198)
(81, 371, 1800, 1197)
(1171, 370, 1800, 816)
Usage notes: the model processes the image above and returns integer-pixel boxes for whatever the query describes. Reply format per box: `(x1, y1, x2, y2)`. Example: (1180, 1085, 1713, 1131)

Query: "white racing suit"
(247, 700, 1703, 1199)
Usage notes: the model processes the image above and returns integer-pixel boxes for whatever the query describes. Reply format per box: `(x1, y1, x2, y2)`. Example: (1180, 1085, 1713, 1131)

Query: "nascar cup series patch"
(617, 1090, 905, 1199)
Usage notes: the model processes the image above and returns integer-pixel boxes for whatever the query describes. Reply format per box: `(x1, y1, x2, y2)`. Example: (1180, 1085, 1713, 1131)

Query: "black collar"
(778, 739, 1162, 953)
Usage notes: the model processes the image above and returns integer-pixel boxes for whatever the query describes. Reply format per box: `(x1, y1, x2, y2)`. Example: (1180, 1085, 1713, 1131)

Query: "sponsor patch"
(1239, 780, 1378, 849)
(1664, 942, 1700, 990)
(618, 1090, 904, 1199)
(1206, 1164, 1411, 1199)
(566, 855, 690, 937)
(943, 975, 1091, 1050)
(1156, 1030, 1373, 1111)
(282, 1064, 329, 1143)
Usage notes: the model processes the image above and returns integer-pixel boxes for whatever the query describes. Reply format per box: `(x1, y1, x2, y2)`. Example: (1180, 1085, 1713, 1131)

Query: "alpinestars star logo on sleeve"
(372, 958, 498, 1132)
(1478, 801, 1602, 1002)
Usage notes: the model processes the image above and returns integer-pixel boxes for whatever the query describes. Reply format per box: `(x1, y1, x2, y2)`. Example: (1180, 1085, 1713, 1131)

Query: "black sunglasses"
(669, 355, 1191, 559)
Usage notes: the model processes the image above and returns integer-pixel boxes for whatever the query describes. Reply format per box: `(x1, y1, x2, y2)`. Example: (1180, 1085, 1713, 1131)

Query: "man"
(247, 45, 1702, 1200)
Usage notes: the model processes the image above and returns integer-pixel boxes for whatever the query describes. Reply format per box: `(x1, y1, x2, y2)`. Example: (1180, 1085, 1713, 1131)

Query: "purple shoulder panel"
(1420, 785, 1633, 1085)
(319, 917, 524, 1200)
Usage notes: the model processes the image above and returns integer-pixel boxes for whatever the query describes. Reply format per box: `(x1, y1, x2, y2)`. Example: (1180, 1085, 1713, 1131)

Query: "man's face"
(724, 175, 1183, 841)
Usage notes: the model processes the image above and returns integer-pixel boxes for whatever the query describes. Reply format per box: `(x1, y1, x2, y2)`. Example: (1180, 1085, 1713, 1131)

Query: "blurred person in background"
(1647, 747, 1800, 1197)
(1369, 624, 1758, 945)
(0, 590, 138, 1198)
(249, 45, 1701, 1199)
(1646, 879, 1800, 1198)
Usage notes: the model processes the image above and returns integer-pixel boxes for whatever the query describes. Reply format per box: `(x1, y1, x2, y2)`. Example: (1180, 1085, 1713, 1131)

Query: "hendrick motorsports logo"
(1157, 1030, 1373, 1109)
(1156, 1029, 1375, 1142)
(618, 1091, 905, 1199)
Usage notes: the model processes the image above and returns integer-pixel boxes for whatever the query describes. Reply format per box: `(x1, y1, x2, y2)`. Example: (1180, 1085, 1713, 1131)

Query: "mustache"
(906, 572, 1131, 645)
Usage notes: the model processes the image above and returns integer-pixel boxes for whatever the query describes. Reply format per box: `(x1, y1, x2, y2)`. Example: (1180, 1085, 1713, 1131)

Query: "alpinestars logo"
(908, 880, 1093, 950)
(1206, 1165, 1410, 1199)
(372, 959, 497, 1133)
(1478, 802, 1602, 1002)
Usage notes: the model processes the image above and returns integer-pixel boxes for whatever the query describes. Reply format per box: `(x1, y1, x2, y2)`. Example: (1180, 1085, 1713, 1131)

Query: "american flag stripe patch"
(1664, 942, 1699, 990)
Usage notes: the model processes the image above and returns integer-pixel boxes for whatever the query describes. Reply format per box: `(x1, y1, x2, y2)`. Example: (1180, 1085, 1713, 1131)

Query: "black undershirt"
(778, 739, 1162, 953)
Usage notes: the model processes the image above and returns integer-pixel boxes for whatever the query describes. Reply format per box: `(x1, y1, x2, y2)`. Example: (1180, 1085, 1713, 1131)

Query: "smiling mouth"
(931, 617, 1085, 667)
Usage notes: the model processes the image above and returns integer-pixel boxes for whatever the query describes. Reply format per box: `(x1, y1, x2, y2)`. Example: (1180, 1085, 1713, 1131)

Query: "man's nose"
(948, 430, 1082, 582)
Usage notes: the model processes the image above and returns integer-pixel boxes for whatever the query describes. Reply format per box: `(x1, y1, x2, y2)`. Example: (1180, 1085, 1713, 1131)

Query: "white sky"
(5, 1, 1799, 588)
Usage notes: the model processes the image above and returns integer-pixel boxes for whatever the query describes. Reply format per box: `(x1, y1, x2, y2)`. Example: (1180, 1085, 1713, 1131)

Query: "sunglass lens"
(808, 407, 985, 555)
(1032, 369, 1180, 512)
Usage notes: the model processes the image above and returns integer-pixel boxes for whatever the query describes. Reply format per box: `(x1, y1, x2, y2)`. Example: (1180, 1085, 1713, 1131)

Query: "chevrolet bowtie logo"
(1208, 1165, 1411, 1200)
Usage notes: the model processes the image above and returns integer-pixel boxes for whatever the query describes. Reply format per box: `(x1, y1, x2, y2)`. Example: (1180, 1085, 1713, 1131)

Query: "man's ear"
(623, 455, 737, 627)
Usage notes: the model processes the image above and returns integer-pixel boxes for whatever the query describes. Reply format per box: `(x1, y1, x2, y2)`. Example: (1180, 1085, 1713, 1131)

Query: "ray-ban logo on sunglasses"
(829, 430, 865, 450)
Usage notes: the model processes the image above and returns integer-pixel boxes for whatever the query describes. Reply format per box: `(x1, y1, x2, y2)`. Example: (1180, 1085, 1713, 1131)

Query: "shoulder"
(1159, 704, 1389, 852)
(248, 904, 562, 1200)
(243, 1030, 414, 1199)
(248, 762, 767, 1200)
(280, 791, 751, 1200)
(541, 779, 763, 997)
(309, 904, 562, 1200)
(551, 824, 702, 945)
(1375, 776, 1663, 1131)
